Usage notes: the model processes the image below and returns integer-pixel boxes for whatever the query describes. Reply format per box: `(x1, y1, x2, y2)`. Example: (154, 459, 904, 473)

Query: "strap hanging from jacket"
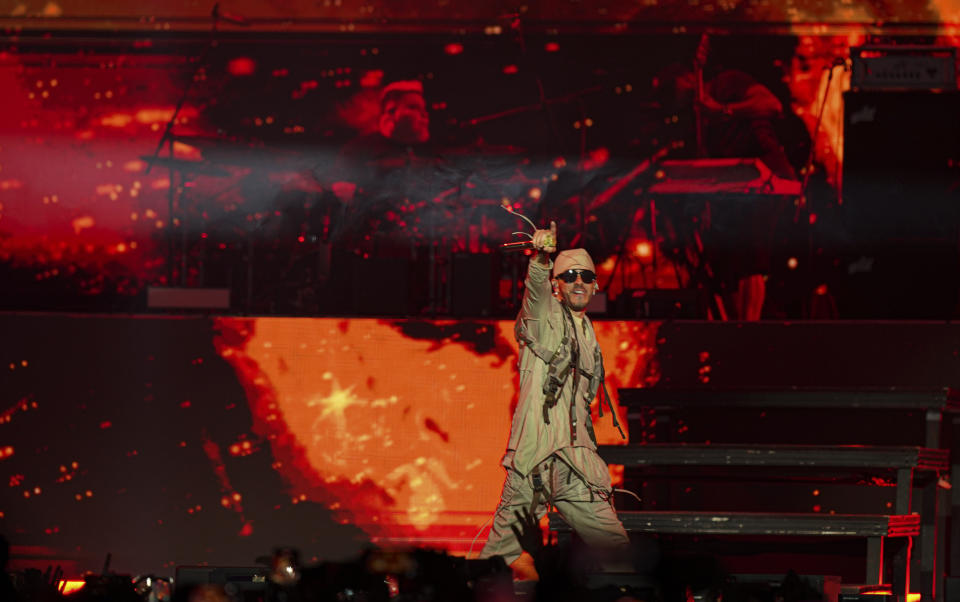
(601, 380, 626, 440)
(594, 338, 626, 440)
(564, 306, 581, 444)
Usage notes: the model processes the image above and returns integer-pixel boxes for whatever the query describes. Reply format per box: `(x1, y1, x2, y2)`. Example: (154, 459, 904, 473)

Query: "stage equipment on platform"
(838, 583, 896, 601)
(142, 3, 246, 291)
(646, 158, 801, 319)
(607, 386, 955, 602)
(269, 547, 301, 587)
(296, 548, 512, 601)
(133, 575, 173, 602)
(147, 286, 230, 310)
(945, 576, 960, 602)
(648, 158, 802, 197)
(77, 573, 140, 600)
(725, 573, 841, 602)
(851, 45, 957, 90)
(841, 89, 960, 318)
(842, 90, 960, 239)
(175, 566, 268, 599)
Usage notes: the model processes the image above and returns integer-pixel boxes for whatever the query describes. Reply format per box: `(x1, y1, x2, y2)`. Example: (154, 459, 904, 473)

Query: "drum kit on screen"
(142, 132, 559, 314)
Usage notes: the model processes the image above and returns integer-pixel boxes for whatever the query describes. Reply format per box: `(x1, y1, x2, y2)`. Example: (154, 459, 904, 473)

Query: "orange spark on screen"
(201, 430, 248, 523)
(229, 439, 256, 456)
(228, 57, 256, 76)
(635, 241, 653, 259)
(100, 113, 134, 128)
(134, 108, 175, 125)
(787, 257, 799, 270)
(71, 216, 95, 234)
(583, 147, 609, 170)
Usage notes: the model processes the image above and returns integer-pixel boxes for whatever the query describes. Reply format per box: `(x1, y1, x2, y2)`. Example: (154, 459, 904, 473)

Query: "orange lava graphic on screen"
(213, 317, 658, 552)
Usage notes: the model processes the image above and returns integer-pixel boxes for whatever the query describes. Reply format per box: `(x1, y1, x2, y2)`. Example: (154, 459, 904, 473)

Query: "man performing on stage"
(479, 221, 631, 569)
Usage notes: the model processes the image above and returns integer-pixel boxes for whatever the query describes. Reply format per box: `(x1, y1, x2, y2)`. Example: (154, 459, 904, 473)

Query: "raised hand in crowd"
(509, 507, 544, 559)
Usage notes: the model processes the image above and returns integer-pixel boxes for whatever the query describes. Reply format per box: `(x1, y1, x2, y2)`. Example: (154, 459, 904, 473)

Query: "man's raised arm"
(519, 221, 558, 323)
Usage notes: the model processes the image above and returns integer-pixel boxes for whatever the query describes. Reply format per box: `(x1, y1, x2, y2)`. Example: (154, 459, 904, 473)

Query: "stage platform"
(2, 313, 958, 598)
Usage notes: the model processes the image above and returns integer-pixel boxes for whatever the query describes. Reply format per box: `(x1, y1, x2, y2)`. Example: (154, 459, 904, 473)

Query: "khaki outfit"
(479, 258, 629, 565)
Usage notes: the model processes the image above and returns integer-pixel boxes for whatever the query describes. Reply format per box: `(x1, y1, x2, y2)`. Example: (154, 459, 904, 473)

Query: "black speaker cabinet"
(840, 90, 960, 318)
(843, 90, 960, 243)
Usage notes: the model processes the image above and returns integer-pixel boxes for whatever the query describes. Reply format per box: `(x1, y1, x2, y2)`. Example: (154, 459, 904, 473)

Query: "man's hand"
(531, 221, 557, 254)
(698, 93, 725, 115)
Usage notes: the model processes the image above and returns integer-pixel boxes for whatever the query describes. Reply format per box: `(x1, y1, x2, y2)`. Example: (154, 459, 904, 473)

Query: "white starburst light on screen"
(307, 375, 397, 464)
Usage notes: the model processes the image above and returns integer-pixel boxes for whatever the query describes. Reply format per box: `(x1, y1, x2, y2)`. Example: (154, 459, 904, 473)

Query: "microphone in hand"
(501, 240, 536, 252)
(499, 209, 557, 253)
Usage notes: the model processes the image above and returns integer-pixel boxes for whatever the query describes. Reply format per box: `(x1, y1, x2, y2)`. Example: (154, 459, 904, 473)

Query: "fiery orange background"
(213, 317, 660, 553)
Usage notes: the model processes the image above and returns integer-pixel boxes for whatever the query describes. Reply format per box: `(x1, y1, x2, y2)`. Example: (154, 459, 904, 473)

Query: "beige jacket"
(503, 258, 613, 492)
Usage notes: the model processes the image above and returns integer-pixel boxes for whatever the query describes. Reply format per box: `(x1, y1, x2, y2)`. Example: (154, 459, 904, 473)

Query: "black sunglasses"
(556, 269, 597, 284)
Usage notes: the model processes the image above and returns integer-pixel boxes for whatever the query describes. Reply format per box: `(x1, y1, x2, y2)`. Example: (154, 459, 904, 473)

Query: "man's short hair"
(380, 80, 424, 114)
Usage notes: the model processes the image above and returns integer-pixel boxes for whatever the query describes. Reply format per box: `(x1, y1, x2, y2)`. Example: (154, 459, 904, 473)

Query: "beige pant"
(479, 453, 631, 569)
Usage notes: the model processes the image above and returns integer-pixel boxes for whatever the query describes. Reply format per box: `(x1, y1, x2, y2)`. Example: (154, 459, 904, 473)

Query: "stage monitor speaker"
(174, 566, 268, 600)
(837, 584, 895, 602)
(944, 576, 960, 602)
